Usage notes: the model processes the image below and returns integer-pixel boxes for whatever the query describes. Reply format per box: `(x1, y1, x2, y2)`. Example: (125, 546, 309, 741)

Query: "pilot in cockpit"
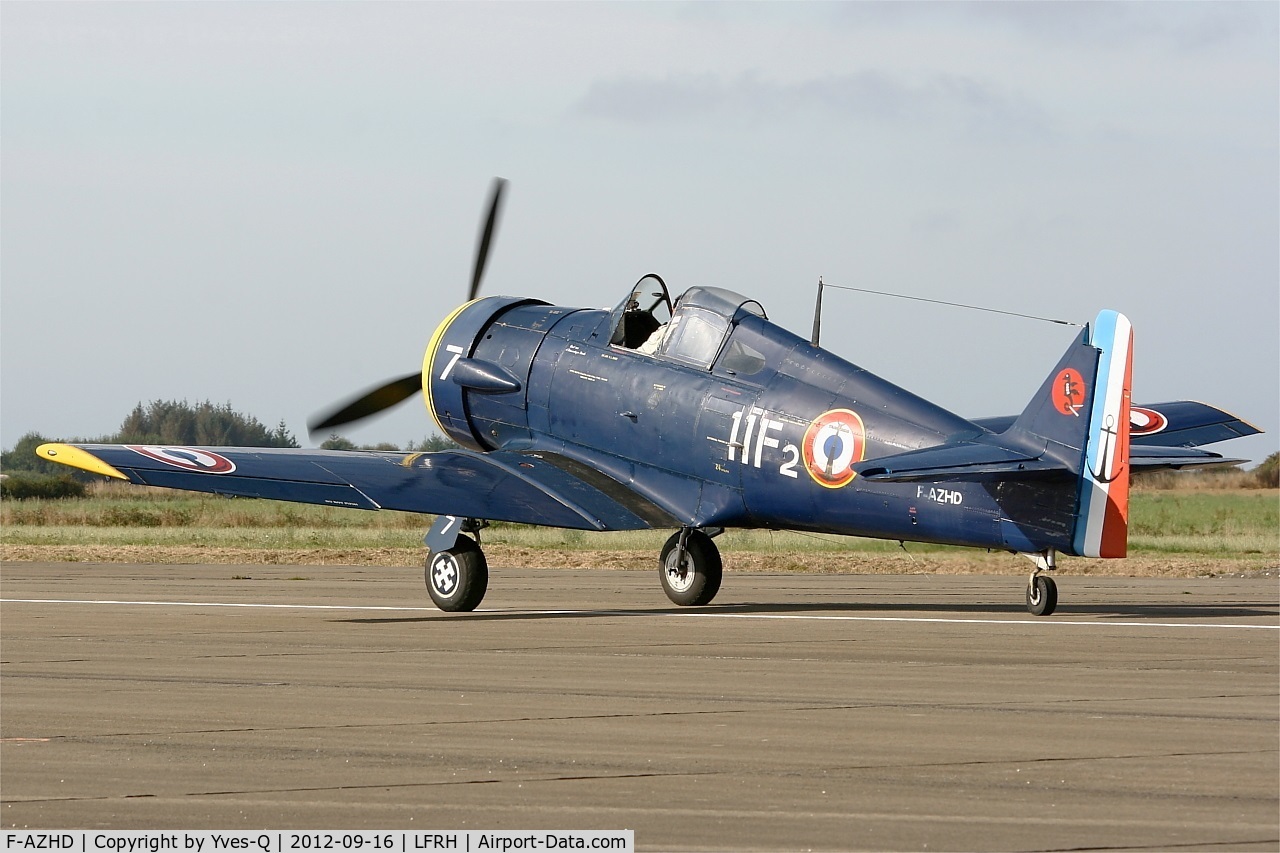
(612, 297, 660, 349)
(609, 274, 676, 354)
(634, 320, 668, 355)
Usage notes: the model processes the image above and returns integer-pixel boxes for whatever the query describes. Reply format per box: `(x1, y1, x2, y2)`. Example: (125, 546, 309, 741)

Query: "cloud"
(572, 70, 1050, 137)
(833, 2, 1274, 53)
(981, 2, 1273, 51)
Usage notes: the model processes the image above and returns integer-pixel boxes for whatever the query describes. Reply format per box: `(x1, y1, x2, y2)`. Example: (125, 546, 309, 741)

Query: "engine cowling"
(423, 296, 575, 451)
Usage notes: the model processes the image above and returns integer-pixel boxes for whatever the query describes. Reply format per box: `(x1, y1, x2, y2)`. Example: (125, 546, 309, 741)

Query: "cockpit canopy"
(610, 275, 767, 370)
(658, 287, 766, 369)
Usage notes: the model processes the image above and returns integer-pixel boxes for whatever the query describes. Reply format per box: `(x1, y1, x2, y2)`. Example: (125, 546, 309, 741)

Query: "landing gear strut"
(659, 528, 723, 606)
(1022, 549, 1058, 617)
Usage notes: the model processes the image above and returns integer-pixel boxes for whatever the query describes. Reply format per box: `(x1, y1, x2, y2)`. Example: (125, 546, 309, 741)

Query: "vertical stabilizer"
(1073, 310, 1133, 557)
(1003, 310, 1133, 558)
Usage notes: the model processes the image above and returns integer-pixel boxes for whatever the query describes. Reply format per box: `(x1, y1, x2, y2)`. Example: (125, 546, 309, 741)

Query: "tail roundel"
(1073, 310, 1133, 558)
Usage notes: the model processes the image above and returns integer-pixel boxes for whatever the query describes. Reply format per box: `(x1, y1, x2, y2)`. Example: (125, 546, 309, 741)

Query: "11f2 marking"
(728, 407, 800, 478)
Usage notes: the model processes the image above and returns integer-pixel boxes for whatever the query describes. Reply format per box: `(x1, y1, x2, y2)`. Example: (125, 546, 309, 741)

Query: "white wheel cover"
(431, 553, 460, 597)
(665, 550, 695, 593)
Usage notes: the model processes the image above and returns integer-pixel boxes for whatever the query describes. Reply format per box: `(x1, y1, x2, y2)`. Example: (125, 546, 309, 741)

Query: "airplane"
(37, 179, 1261, 616)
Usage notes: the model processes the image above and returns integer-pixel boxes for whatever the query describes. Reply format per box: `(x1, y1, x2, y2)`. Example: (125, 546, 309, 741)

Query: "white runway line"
(2, 598, 1276, 630)
(2, 598, 430, 611)
(682, 612, 1279, 630)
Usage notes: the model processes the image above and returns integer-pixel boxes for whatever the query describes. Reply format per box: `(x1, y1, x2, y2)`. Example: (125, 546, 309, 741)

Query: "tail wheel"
(426, 535, 488, 612)
(659, 530, 723, 607)
(1026, 574, 1058, 617)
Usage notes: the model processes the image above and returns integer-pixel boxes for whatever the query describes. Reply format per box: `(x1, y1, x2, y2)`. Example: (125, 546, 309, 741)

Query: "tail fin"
(1006, 310, 1133, 558)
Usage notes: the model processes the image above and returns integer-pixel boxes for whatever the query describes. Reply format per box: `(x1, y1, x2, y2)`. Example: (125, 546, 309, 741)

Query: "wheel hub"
(664, 551, 695, 593)
(431, 554, 459, 596)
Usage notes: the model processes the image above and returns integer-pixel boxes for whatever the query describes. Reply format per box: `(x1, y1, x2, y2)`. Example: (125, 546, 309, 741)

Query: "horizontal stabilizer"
(856, 443, 1066, 483)
(973, 400, 1261, 449)
(1130, 445, 1248, 471)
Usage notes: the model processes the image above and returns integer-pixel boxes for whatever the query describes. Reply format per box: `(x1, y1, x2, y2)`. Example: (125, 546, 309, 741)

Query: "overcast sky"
(3, 2, 1276, 467)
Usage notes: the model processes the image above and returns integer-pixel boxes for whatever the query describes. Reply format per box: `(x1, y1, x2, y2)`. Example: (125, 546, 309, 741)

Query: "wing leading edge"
(36, 443, 677, 532)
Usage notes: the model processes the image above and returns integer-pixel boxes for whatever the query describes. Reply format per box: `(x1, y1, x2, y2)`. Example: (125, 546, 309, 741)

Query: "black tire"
(1026, 574, 1058, 616)
(425, 535, 488, 612)
(659, 530, 723, 607)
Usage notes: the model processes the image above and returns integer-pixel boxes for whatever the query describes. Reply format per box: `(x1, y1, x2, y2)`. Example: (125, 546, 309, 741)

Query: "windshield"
(656, 287, 768, 368)
(660, 307, 728, 368)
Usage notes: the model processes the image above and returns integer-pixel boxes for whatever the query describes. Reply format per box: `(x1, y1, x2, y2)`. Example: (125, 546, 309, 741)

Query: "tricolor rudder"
(1074, 310, 1133, 558)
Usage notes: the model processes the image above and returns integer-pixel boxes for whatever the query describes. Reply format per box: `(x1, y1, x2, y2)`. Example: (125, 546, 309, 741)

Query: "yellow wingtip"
(35, 443, 128, 481)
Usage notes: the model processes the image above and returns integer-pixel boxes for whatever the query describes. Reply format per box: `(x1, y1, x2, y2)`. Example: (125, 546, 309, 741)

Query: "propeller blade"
(309, 181, 507, 438)
(469, 177, 507, 302)
(308, 372, 423, 436)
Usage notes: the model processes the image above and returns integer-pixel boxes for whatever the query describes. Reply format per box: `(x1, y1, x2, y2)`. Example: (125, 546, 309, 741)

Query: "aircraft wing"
(36, 443, 678, 531)
(972, 400, 1261, 448)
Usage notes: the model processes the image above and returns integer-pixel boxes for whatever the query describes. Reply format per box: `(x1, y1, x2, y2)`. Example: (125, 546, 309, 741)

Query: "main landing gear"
(659, 528, 723, 607)
(424, 518, 727, 612)
(1022, 549, 1058, 617)
(426, 535, 488, 612)
(425, 518, 489, 612)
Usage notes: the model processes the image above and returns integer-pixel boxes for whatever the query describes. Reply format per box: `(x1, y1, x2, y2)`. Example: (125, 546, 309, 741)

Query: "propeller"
(470, 178, 506, 302)
(307, 177, 507, 439)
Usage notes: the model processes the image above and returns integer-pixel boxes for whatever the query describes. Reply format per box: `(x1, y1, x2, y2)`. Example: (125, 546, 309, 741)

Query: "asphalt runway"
(2, 562, 1277, 851)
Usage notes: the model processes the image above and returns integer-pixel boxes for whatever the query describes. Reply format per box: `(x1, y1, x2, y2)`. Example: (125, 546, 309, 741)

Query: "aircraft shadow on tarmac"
(340, 599, 1280, 625)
